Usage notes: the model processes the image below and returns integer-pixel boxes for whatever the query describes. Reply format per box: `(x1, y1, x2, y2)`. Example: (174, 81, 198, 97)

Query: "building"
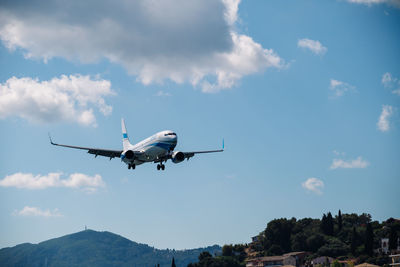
(390, 254, 400, 267)
(376, 237, 400, 255)
(354, 264, 379, 267)
(246, 255, 296, 267)
(283, 252, 308, 267)
(381, 238, 390, 254)
(397, 237, 400, 252)
(338, 259, 357, 267)
(310, 256, 334, 266)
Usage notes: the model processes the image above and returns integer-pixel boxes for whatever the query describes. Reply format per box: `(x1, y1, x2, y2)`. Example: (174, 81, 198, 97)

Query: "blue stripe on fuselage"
(148, 142, 175, 151)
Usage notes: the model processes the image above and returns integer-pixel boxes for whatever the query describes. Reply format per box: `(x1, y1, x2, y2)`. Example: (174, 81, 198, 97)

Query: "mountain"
(0, 230, 221, 267)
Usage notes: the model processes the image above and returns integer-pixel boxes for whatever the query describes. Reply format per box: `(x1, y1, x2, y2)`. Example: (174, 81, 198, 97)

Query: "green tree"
(263, 218, 295, 253)
(222, 245, 233, 256)
(327, 212, 334, 236)
(350, 227, 358, 255)
(321, 214, 328, 234)
(291, 232, 307, 251)
(338, 210, 343, 232)
(365, 223, 374, 256)
(360, 213, 372, 225)
(171, 257, 176, 267)
(331, 260, 342, 267)
(189, 252, 245, 267)
(307, 234, 325, 252)
(232, 244, 247, 262)
(389, 226, 398, 251)
(267, 244, 283, 255)
(318, 238, 349, 257)
(198, 251, 212, 262)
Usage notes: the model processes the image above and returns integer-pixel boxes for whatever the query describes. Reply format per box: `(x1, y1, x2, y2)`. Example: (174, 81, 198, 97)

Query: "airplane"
(49, 118, 224, 170)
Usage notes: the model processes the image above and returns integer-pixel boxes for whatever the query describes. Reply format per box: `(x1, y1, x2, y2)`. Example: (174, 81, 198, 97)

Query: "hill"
(0, 230, 221, 267)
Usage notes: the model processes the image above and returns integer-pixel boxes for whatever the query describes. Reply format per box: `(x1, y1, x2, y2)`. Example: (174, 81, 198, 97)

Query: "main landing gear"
(128, 164, 135, 170)
(157, 163, 165, 171)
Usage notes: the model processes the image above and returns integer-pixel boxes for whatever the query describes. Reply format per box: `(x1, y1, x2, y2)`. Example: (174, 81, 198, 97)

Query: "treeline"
(250, 211, 400, 265)
(187, 250, 245, 267)
(186, 212, 400, 266)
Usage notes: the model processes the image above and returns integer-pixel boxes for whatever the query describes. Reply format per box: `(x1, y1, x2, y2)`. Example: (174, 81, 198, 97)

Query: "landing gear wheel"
(157, 164, 161, 170)
(128, 164, 131, 169)
(161, 164, 165, 170)
(131, 164, 135, 170)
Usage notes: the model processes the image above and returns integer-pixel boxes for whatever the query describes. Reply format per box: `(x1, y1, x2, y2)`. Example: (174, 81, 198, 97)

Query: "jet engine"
(124, 150, 134, 160)
(171, 151, 185, 163)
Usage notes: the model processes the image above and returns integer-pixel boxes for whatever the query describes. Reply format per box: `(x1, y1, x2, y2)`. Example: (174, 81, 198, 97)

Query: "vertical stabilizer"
(121, 118, 132, 150)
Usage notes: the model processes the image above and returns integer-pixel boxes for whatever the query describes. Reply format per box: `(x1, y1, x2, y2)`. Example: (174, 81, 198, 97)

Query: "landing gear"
(157, 163, 165, 171)
(128, 164, 136, 170)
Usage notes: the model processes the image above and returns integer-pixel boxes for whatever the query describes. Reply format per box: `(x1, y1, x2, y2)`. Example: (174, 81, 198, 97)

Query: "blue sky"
(0, 0, 399, 250)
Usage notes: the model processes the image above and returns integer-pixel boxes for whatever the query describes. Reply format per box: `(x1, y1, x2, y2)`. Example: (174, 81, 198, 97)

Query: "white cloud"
(0, 172, 105, 193)
(382, 72, 393, 87)
(0, 75, 114, 126)
(13, 206, 63, 218)
(0, 0, 284, 93)
(333, 150, 346, 156)
(330, 156, 369, 169)
(225, 174, 237, 179)
(222, 0, 241, 25)
(377, 105, 394, 132)
(302, 178, 324, 195)
(345, 0, 400, 8)
(393, 89, 400, 96)
(381, 72, 400, 96)
(200, 32, 283, 93)
(155, 90, 171, 97)
(329, 79, 355, 97)
(297, 38, 327, 55)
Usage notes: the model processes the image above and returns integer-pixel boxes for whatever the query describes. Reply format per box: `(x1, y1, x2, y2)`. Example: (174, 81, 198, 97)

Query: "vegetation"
(248, 212, 400, 265)
(187, 212, 400, 266)
(187, 251, 244, 267)
(0, 230, 221, 267)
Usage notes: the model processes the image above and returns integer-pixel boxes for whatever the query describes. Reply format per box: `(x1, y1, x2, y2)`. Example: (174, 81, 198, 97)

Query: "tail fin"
(121, 118, 132, 150)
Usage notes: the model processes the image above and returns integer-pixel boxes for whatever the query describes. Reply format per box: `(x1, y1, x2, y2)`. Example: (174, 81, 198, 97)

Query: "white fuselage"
(121, 130, 177, 165)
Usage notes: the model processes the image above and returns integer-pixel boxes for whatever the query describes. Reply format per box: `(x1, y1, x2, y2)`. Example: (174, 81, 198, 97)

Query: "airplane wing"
(182, 149, 224, 160)
(183, 139, 224, 160)
(155, 139, 224, 163)
(49, 136, 122, 159)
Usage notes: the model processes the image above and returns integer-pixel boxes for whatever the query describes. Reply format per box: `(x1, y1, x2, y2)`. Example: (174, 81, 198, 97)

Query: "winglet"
(222, 138, 225, 150)
(48, 133, 55, 145)
(121, 118, 128, 138)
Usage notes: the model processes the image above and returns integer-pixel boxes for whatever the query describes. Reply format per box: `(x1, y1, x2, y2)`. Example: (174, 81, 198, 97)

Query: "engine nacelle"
(171, 151, 185, 164)
(124, 150, 134, 160)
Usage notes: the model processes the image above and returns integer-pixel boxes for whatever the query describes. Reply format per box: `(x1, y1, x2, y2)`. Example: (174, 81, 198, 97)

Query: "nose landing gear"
(128, 164, 136, 170)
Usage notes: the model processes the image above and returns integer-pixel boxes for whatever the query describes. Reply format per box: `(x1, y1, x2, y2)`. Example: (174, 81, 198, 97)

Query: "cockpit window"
(164, 133, 176, 136)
